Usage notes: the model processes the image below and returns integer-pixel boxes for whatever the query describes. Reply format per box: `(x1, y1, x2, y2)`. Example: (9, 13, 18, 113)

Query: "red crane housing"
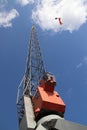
(32, 72, 66, 120)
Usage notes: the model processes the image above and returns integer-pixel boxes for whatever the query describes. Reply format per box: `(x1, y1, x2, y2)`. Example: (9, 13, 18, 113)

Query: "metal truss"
(16, 25, 46, 123)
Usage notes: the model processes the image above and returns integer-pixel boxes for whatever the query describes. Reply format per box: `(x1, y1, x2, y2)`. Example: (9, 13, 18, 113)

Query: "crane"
(16, 25, 87, 130)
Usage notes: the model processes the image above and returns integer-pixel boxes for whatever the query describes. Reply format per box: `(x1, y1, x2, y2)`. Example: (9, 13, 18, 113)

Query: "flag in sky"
(0, 0, 87, 130)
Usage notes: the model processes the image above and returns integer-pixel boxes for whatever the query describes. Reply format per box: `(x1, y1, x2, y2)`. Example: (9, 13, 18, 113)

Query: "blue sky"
(0, 0, 87, 130)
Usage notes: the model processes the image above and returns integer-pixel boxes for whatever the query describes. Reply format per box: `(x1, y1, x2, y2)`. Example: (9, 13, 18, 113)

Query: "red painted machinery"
(32, 72, 66, 121)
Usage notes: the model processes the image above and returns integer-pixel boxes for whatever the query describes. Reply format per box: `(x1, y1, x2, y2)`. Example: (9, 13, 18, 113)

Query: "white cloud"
(76, 63, 83, 69)
(17, 0, 34, 6)
(32, 0, 87, 32)
(0, 9, 19, 28)
(76, 56, 87, 69)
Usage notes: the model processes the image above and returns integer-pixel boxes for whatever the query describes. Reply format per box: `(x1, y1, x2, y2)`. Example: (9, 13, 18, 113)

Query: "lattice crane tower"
(16, 26, 87, 130)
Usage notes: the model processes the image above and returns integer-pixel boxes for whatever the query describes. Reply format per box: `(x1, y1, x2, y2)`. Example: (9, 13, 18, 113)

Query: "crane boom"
(24, 25, 46, 96)
(16, 25, 45, 123)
